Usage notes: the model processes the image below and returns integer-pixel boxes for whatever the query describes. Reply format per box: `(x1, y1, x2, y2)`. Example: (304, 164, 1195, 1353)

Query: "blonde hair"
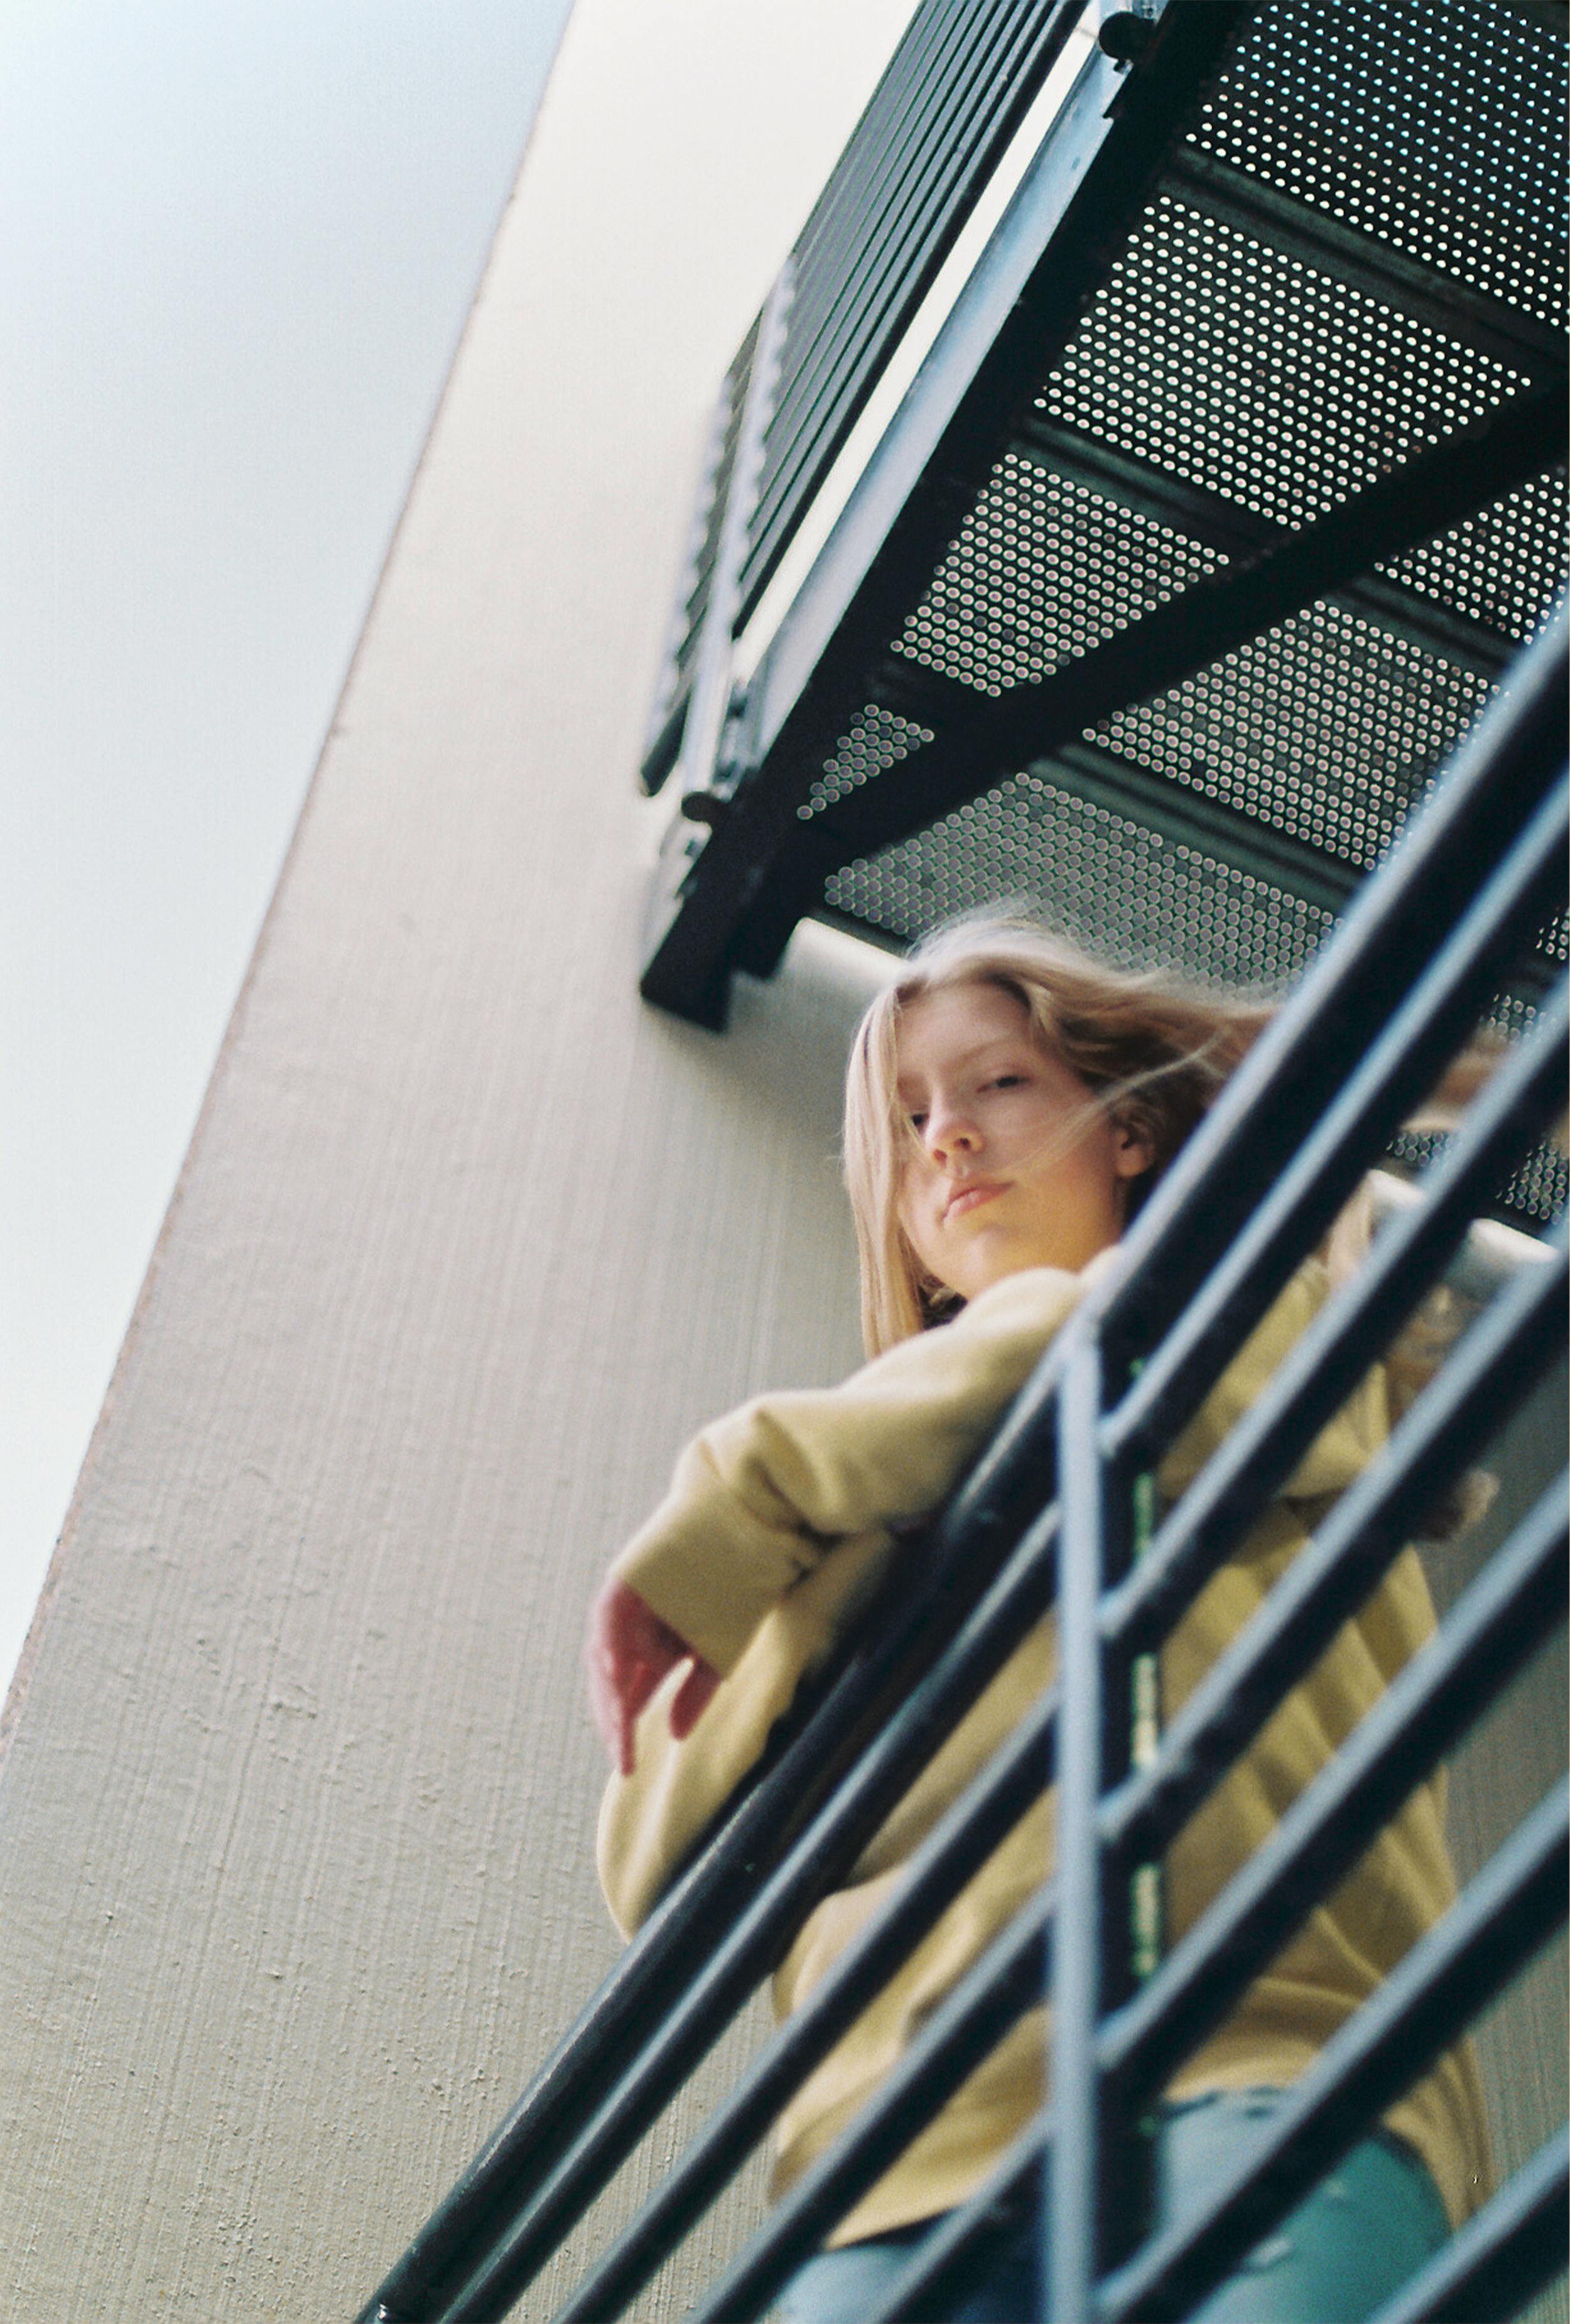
(843, 916, 1274, 1356)
(842, 912, 1502, 1359)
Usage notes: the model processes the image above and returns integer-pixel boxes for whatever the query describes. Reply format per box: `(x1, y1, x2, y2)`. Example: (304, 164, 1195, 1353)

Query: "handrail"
(357, 617, 1567, 2322)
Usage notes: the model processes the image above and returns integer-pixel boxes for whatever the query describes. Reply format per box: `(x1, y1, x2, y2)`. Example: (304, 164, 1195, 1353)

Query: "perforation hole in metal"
(1387, 988, 1568, 1226)
(1188, 0, 1567, 330)
(889, 457, 1227, 696)
(1480, 996, 1566, 1226)
(1375, 467, 1569, 644)
(799, 705, 936, 819)
(1383, 1124, 1566, 1231)
(823, 773, 1333, 988)
(1091, 602, 1492, 870)
(1035, 197, 1532, 530)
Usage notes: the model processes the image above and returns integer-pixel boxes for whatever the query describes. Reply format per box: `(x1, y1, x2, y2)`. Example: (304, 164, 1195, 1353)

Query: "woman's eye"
(907, 1111, 928, 1132)
(989, 1074, 1025, 1091)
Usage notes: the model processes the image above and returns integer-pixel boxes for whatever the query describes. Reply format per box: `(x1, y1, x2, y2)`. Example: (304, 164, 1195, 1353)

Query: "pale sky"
(1, 0, 575, 1697)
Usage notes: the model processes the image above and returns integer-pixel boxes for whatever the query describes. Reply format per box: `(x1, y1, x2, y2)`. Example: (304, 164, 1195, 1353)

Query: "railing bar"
(671, 261, 797, 801)
(784, 0, 970, 296)
(796, 0, 1027, 276)
(678, 1888, 1057, 2324)
(416, 1507, 1070, 2323)
(1098, 1784, 1570, 2324)
(941, 619, 1566, 1592)
(1103, 767, 1569, 1451)
(1102, 1478, 1570, 2104)
(1050, 1334, 1110, 2324)
(870, 2038, 1570, 2324)
(360, 1502, 1059, 2318)
(546, 1684, 1062, 2324)
(559, 1466, 1567, 2324)
(681, 327, 757, 610)
(752, 68, 1079, 605)
(880, 1348, 1561, 2324)
(1364, 2130, 1570, 2324)
(861, 2121, 1046, 2324)
(1103, 980, 1569, 1657)
(367, 1282, 1562, 2315)
(765, 0, 1028, 442)
(764, 0, 1051, 422)
(1110, 1247, 1567, 1873)
(871, 2112, 1570, 2324)
(669, 1, 1080, 751)
(642, 381, 736, 780)
(769, 54, 963, 398)
(1087, 616, 1566, 1371)
(691, 1763, 1570, 2324)
(701, 0, 958, 430)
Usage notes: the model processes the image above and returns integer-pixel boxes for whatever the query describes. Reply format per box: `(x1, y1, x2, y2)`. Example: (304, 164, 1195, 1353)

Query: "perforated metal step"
(640, 0, 1567, 1221)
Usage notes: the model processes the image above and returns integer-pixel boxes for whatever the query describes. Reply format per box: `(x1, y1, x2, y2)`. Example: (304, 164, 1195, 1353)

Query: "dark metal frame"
(642, 0, 1255, 1022)
(641, 0, 1098, 794)
(637, 0, 1567, 1029)
(357, 610, 1567, 2323)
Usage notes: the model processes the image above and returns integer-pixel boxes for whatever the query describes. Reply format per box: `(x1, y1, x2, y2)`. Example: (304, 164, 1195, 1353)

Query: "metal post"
(1050, 1331, 1109, 2322)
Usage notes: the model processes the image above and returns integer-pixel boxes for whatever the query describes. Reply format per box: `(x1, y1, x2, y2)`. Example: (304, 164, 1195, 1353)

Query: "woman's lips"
(944, 1179, 1007, 1221)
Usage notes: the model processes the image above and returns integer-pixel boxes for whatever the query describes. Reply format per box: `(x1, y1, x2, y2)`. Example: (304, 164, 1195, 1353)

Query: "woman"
(585, 917, 1489, 2322)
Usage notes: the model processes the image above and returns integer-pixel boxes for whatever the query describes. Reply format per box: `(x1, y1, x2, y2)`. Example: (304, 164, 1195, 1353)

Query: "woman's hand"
(585, 1575, 721, 1776)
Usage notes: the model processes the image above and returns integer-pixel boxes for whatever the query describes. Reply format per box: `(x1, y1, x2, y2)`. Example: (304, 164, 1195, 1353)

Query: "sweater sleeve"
(613, 1260, 1098, 1676)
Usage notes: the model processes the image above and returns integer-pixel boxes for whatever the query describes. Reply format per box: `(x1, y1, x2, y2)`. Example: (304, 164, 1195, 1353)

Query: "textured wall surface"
(0, 2, 910, 2313)
(4, 0, 1565, 2316)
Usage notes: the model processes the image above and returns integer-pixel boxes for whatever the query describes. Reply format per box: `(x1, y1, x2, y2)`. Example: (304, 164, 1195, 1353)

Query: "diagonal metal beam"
(1099, 1785, 1570, 2324)
(806, 381, 1567, 868)
(795, 633, 1367, 914)
(1165, 147, 1567, 381)
(1006, 414, 1544, 679)
(1036, 740, 1361, 916)
(1365, 2132, 1570, 2324)
(1500, 0, 1569, 32)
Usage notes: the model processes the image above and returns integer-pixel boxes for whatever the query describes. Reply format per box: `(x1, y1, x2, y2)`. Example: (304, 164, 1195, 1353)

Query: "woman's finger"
(585, 1577, 704, 1775)
(669, 1655, 722, 1740)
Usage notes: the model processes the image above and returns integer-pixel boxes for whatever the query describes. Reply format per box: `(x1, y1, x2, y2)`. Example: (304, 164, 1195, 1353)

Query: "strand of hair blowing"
(842, 913, 1498, 1358)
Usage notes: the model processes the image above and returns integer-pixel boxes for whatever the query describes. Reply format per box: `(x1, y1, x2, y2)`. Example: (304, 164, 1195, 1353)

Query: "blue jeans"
(777, 2090, 1451, 2324)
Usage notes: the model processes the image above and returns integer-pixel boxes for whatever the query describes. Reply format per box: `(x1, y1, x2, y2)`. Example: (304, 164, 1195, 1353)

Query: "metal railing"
(641, 0, 1093, 790)
(356, 615, 1567, 2322)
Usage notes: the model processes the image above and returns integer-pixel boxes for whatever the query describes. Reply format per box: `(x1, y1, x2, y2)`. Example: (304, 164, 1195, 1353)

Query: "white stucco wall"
(4, 1, 1564, 2316)
(0, 3, 912, 2314)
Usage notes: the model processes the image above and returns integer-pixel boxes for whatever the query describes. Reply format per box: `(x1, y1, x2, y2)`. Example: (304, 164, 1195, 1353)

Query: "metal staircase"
(356, 608, 1567, 2324)
(354, 4, 1568, 2315)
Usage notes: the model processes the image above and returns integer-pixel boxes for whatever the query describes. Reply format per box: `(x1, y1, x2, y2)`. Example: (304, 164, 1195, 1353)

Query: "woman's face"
(894, 980, 1151, 1304)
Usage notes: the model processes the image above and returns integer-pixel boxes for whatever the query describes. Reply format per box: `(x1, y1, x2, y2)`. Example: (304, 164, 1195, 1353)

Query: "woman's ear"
(1110, 1115, 1156, 1181)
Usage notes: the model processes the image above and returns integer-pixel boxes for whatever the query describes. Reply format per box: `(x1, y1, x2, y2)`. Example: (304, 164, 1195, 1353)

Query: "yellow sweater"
(597, 1257, 1492, 2244)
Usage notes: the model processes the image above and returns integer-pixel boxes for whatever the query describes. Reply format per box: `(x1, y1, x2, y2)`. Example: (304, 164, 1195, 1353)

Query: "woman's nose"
(924, 1098, 980, 1164)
